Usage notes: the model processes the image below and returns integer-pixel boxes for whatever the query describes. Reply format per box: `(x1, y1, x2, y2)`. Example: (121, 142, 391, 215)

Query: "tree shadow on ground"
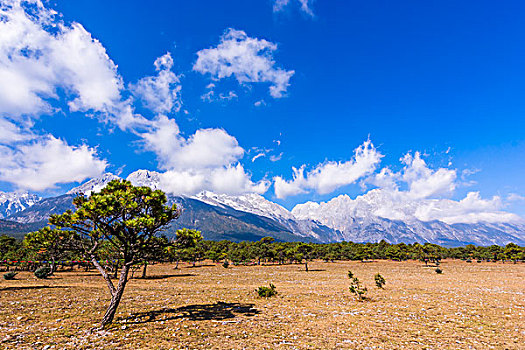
(0, 285, 68, 292)
(138, 273, 195, 280)
(184, 264, 215, 268)
(306, 269, 326, 272)
(118, 302, 259, 324)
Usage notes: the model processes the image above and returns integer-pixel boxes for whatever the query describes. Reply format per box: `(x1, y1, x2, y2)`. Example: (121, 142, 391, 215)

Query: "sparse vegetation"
(3, 271, 17, 280)
(348, 270, 367, 301)
(435, 267, 443, 274)
(374, 273, 386, 289)
(0, 260, 523, 349)
(34, 266, 51, 279)
(256, 283, 278, 298)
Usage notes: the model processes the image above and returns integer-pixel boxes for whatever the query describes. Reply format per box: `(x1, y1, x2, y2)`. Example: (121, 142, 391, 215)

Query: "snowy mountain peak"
(194, 190, 295, 222)
(67, 173, 121, 196)
(126, 170, 162, 190)
(0, 191, 41, 219)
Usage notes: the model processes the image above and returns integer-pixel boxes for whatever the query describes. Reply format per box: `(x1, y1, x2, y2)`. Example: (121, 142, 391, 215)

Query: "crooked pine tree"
(50, 180, 179, 327)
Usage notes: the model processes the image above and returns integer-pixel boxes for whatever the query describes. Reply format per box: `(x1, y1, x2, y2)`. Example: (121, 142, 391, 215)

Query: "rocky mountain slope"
(0, 191, 41, 219)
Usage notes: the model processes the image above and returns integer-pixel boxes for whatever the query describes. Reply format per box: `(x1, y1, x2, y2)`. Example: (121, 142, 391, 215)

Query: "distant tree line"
(2, 234, 524, 273)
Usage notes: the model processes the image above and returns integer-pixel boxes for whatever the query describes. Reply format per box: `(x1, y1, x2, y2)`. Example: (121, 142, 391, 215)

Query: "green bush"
(34, 267, 51, 279)
(256, 283, 277, 298)
(374, 273, 386, 289)
(348, 270, 367, 301)
(435, 268, 443, 274)
(3, 271, 17, 280)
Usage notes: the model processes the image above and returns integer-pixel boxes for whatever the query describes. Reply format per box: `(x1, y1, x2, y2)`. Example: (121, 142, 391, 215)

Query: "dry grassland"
(1, 260, 524, 349)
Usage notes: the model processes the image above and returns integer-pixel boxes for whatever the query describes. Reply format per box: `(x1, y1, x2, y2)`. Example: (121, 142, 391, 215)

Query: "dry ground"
(0, 260, 524, 349)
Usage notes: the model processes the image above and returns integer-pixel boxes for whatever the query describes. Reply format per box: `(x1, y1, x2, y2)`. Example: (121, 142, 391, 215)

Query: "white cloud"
(160, 164, 269, 196)
(0, 119, 32, 143)
(507, 193, 525, 202)
(274, 140, 383, 198)
(130, 52, 182, 114)
(401, 152, 457, 199)
(137, 115, 267, 196)
(0, 0, 127, 126)
(0, 135, 107, 191)
(293, 150, 521, 226)
(201, 90, 238, 102)
(251, 152, 265, 162)
(411, 192, 518, 224)
(273, 0, 314, 16)
(141, 116, 244, 170)
(269, 152, 283, 162)
(194, 29, 294, 98)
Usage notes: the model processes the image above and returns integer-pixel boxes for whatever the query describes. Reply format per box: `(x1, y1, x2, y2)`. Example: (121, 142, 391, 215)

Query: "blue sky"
(0, 0, 524, 220)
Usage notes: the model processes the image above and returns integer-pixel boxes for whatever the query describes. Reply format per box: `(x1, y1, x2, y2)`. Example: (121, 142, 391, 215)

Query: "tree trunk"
(90, 256, 116, 296)
(101, 263, 131, 327)
(50, 258, 56, 275)
(305, 260, 309, 272)
(113, 261, 118, 279)
(141, 261, 147, 279)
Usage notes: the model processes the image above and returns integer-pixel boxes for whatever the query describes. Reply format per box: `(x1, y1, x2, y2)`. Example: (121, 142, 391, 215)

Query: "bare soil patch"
(1, 260, 524, 349)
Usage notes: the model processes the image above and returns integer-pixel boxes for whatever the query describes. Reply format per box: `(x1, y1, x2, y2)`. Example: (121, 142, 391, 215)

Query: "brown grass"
(1, 260, 524, 349)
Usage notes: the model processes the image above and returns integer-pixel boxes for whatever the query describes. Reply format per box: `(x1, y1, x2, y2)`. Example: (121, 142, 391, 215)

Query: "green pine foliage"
(374, 273, 386, 289)
(256, 283, 278, 298)
(34, 266, 51, 279)
(3, 271, 17, 280)
(348, 270, 367, 301)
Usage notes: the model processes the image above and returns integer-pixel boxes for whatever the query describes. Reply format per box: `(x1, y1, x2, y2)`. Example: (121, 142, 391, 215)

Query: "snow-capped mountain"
(67, 173, 121, 196)
(126, 170, 161, 190)
(7, 170, 521, 246)
(194, 191, 295, 222)
(193, 191, 343, 242)
(292, 190, 525, 246)
(0, 191, 41, 219)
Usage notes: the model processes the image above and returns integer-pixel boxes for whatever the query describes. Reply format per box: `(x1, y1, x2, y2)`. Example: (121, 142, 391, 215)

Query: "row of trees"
(2, 228, 525, 273)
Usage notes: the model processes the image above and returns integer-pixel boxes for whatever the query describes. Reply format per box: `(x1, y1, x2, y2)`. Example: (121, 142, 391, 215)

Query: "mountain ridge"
(1, 171, 523, 246)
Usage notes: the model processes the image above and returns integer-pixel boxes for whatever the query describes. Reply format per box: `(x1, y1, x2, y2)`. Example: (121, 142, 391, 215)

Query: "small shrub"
(3, 271, 17, 280)
(256, 283, 277, 298)
(34, 267, 51, 279)
(374, 273, 386, 289)
(348, 270, 367, 301)
(466, 259, 472, 263)
(435, 268, 443, 274)
(222, 259, 229, 268)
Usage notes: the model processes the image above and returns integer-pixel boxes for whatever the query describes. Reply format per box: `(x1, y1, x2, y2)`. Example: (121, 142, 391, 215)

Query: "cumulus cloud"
(160, 164, 270, 196)
(140, 115, 244, 170)
(273, 0, 314, 16)
(274, 140, 382, 199)
(0, 136, 107, 191)
(137, 115, 267, 196)
(193, 29, 294, 98)
(130, 52, 182, 114)
(0, 119, 32, 143)
(401, 152, 457, 199)
(0, 0, 130, 126)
